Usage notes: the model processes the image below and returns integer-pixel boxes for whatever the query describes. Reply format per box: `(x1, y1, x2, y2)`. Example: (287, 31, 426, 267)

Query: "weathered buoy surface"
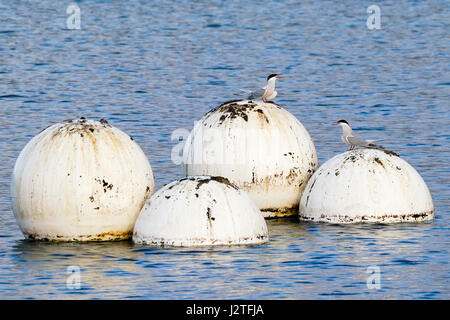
(299, 149, 434, 223)
(11, 118, 155, 241)
(133, 176, 269, 246)
(182, 100, 318, 218)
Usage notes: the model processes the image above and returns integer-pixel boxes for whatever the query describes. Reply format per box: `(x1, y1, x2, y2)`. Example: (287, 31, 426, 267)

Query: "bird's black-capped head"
(267, 74, 281, 81)
(334, 119, 349, 125)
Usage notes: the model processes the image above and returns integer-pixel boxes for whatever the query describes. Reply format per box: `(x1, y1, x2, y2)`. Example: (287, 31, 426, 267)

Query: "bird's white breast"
(265, 90, 277, 99)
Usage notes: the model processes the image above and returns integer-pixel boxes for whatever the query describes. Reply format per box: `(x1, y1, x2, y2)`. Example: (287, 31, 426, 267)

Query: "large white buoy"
(133, 176, 269, 246)
(11, 118, 155, 241)
(299, 149, 434, 223)
(182, 100, 318, 218)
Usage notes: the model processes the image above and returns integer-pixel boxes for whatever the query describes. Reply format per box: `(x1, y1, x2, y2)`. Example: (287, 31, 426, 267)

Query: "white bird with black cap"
(237, 74, 281, 102)
(334, 120, 381, 151)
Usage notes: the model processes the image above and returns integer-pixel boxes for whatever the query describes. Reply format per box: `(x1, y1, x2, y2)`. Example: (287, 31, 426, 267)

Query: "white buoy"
(299, 148, 434, 223)
(182, 100, 318, 218)
(133, 176, 269, 246)
(11, 118, 155, 241)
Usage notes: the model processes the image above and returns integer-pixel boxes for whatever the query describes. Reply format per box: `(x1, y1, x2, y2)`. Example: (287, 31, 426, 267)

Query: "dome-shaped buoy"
(182, 100, 318, 218)
(11, 118, 155, 241)
(299, 149, 434, 223)
(133, 176, 269, 246)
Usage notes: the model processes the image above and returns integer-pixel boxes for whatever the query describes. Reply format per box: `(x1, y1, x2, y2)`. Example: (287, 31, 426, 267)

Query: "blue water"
(0, 0, 449, 299)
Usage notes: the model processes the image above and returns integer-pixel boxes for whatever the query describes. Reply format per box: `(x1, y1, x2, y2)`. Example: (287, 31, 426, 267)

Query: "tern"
(334, 120, 381, 151)
(237, 74, 281, 102)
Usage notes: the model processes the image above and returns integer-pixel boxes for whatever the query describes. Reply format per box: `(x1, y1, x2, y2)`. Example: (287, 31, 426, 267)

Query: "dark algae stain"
(255, 108, 269, 123)
(99, 118, 110, 126)
(95, 178, 113, 192)
(216, 102, 252, 124)
(206, 207, 215, 233)
(193, 176, 239, 191)
(54, 117, 113, 138)
(206, 207, 215, 221)
(262, 207, 298, 218)
(380, 149, 400, 157)
(366, 147, 400, 157)
(374, 157, 385, 168)
(204, 99, 242, 117)
(305, 178, 318, 208)
(204, 100, 275, 125)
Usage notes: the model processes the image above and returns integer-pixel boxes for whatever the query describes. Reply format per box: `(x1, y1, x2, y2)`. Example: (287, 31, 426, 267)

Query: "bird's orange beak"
(333, 121, 339, 125)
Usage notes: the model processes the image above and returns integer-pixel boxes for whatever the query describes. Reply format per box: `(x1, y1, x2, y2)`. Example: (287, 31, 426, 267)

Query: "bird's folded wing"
(347, 136, 370, 146)
(249, 88, 266, 98)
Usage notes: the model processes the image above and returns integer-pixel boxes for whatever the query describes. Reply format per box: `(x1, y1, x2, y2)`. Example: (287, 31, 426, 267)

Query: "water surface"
(0, 0, 449, 299)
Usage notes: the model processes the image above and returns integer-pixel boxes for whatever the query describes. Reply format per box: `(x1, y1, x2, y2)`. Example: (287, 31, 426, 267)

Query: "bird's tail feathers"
(234, 89, 252, 97)
(368, 143, 385, 150)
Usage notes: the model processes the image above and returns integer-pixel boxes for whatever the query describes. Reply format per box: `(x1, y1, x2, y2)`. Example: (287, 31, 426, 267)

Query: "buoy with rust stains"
(299, 148, 434, 223)
(133, 176, 269, 246)
(11, 118, 155, 241)
(182, 100, 318, 218)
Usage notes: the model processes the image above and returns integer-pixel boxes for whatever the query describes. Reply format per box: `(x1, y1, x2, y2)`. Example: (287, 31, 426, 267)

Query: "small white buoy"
(183, 100, 318, 218)
(133, 176, 269, 246)
(299, 148, 434, 223)
(11, 118, 155, 241)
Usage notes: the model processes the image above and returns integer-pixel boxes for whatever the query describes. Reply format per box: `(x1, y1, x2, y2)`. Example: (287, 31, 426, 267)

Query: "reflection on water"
(7, 241, 135, 298)
(0, 0, 449, 299)
(2, 219, 446, 299)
